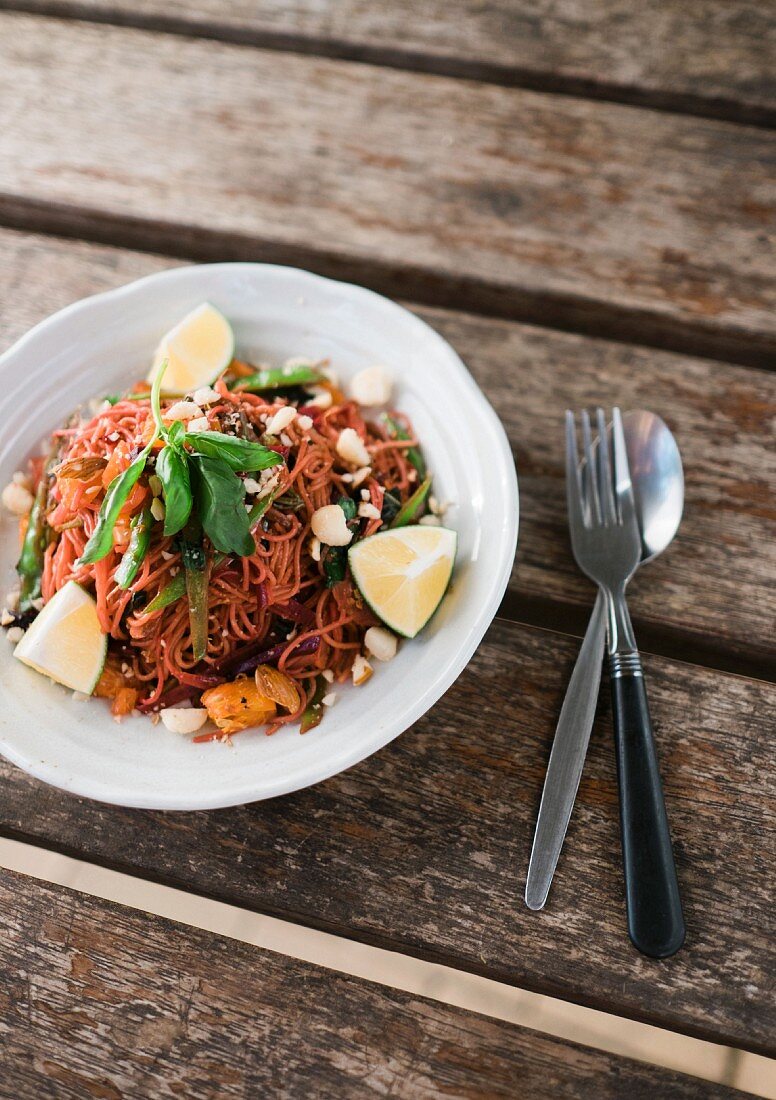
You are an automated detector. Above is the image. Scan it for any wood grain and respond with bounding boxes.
[0,869,740,1100]
[0,229,772,665]
[1,615,773,1054]
[0,15,775,369]
[2,0,774,126]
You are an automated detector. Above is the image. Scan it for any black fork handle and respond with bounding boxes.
[610,656,685,958]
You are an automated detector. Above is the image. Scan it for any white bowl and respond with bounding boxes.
[0,264,518,809]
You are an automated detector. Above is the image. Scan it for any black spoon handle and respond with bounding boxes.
[610,656,685,958]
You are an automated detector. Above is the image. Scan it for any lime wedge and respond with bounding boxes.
[146,302,234,395]
[348,526,456,638]
[14,581,107,693]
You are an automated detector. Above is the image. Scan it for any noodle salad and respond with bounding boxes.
[1,307,456,742]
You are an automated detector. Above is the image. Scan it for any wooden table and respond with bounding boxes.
[0,4,774,1096]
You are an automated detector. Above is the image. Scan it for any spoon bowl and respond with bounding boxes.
[624,410,684,564]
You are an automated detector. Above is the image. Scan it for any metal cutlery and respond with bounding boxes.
[564,407,685,957]
[525,411,683,913]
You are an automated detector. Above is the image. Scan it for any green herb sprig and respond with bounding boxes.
[79,360,283,567]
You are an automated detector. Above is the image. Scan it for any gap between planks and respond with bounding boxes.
[1,836,773,1098]
[0,0,773,130]
[0,194,774,377]
[495,599,776,685]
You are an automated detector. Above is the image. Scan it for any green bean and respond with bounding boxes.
[390,476,432,529]
[115,508,153,590]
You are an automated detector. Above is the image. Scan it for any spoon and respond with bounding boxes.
[525,410,683,911]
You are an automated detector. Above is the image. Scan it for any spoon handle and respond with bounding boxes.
[610,646,685,958]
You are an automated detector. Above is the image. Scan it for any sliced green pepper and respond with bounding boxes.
[16,455,55,612]
[390,476,432,529]
[115,508,153,589]
[300,675,328,733]
[229,365,322,393]
[180,518,209,662]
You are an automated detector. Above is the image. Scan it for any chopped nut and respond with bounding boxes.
[429,496,451,517]
[322,692,337,707]
[187,416,210,434]
[148,474,163,497]
[364,625,398,662]
[321,669,335,683]
[307,388,333,410]
[352,654,373,686]
[0,609,15,626]
[150,497,166,522]
[336,427,370,467]
[12,471,32,490]
[310,536,322,562]
[2,482,34,516]
[360,489,371,501]
[358,501,381,520]
[6,626,24,645]
[349,365,392,406]
[297,415,314,431]
[192,386,221,406]
[311,505,352,547]
[419,514,441,526]
[243,477,262,495]
[164,400,203,422]
[266,405,296,435]
[160,708,209,735]
[5,589,20,611]
[351,466,371,488]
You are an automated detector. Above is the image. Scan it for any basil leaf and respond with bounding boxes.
[78,452,148,564]
[229,365,322,393]
[166,418,185,446]
[190,454,255,556]
[156,445,193,537]
[186,430,283,473]
[338,495,357,522]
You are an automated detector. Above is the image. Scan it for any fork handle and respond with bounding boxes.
[610,655,685,958]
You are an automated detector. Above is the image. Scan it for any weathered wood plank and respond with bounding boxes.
[0,229,773,663]
[1,615,773,1054]
[0,869,738,1100]
[3,0,774,126]
[0,15,775,370]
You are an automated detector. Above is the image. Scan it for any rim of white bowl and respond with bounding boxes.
[0,263,518,808]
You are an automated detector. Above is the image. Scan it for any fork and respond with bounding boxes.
[566,407,685,958]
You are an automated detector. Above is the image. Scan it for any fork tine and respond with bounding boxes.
[612,407,636,528]
[565,411,585,530]
[596,407,617,525]
[581,411,601,525]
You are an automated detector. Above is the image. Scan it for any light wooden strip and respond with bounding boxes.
[0,614,773,1054]
[0,15,774,369]
[1,0,773,126]
[5,840,772,1097]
